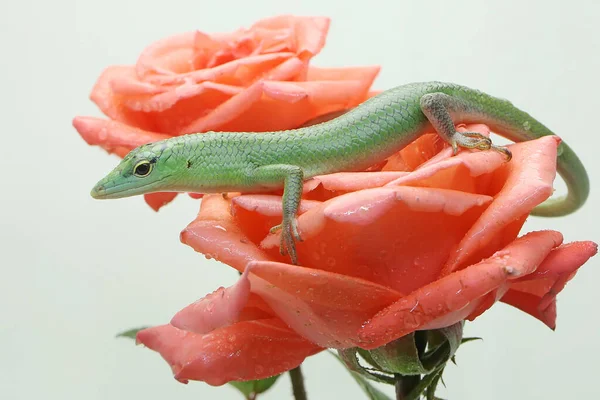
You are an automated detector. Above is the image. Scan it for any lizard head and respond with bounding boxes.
[90,142,174,199]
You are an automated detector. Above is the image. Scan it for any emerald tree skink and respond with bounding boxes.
[90,81,590,264]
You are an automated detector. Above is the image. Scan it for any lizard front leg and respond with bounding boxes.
[248,164,304,265]
[420,92,512,160]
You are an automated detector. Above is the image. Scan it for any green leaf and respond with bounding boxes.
[368,333,433,375]
[425,367,444,400]
[338,348,395,384]
[115,326,150,339]
[461,337,482,344]
[404,365,445,400]
[357,348,383,369]
[421,322,464,371]
[229,375,281,399]
[331,351,392,400]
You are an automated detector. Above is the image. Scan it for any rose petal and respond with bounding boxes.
[384,126,496,192]
[181,80,266,133]
[500,240,597,328]
[358,230,564,349]
[262,187,492,292]
[379,123,487,173]
[72,116,169,154]
[247,15,329,59]
[136,32,197,78]
[181,194,272,272]
[248,260,401,348]
[263,57,308,81]
[171,267,252,334]
[441,136,559,274]
[144,192,179,211]
[121,82,241,114]
[89,66,159,130]
[305,171,409,198]
[137,319,322,385]
[500,290,558,329]
[306,65,381,82]
[146,52,295,87]
[183,72,378,133]
[231,195,320,254]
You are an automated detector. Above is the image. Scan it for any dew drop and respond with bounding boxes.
[255,365,264,374]
[227,334,236,343]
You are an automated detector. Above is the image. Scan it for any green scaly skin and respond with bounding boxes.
[91,81,590,264]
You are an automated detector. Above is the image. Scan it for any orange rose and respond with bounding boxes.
[136,124,596,384]
[73,15,379,210]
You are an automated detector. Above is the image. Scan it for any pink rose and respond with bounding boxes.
[136,124,597,384]
[73,15,379,210]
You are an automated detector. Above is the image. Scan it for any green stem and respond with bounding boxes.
[288,365,307,400]
[394,374,421,400]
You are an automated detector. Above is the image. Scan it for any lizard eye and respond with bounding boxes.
[133,161,152,177]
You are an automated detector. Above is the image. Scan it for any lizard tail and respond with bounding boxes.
[461,89,590,217]
[529,140,589,217]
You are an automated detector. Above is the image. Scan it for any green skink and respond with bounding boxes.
[91,81,590,264]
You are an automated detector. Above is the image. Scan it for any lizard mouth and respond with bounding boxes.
[90,174,173,199]
[90,180,132,199]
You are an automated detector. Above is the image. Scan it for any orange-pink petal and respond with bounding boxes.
[252,15,330,58]
[441,136,559,274]
[137,319,322,385]
[248,260,402,348]
[501,240,597,328]
[72,116,169,154]
[144,192,179,211]
[261,186,492,292]
[358,230,564,349]
[171,268,252,334]
[180,194,273,272]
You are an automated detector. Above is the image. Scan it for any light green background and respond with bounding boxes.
[2,0,599,398]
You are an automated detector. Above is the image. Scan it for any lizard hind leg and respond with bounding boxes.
[419,92,512,160]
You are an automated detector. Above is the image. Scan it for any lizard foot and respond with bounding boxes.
[270,218,302,265]
[451,131,512,161]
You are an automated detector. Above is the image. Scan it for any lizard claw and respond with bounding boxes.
[270,218,302,265]
[451,131,512,161]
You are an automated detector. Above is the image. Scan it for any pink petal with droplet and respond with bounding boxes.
[307,171,409,194]
[144,192,179,211]
[137,319,322,386]
[259,186,492,291]
[232,194,321,217]
[358,230,564,349]
[441,136,559,274]
[501,240,597,328]
[121,82,242,113]
[72,116,169,153]
[171,267,252,334]
[259,15,330,54]
[181,195,272,272]
[248,260,402,348]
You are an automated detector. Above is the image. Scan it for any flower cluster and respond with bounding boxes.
[74,15,597,391]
